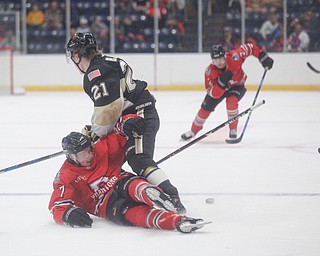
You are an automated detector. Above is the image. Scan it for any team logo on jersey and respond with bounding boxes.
[232,53,239,61]
[88,69,101,81]
[53,171,60,182]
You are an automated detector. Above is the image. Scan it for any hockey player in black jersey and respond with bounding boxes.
[66,32,186,214]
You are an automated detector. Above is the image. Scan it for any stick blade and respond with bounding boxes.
[225,136,243,144]
[307,62,320,73]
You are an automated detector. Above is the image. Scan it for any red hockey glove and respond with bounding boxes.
[218,71,233,90]
[115,114,147,138]
[259,52,274,70]
[63,207,93,228]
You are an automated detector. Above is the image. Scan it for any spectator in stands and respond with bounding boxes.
[96,26,110,53]
[76,17,91,34]
[300,10,318,32]
[203,0,216,17]
[258,12,279,50]
[169,0,185,21]
[90,16,108,36]
[43,0,63,29]
[147,0,169,27]
[228,0,241,12]
[245,0,267,14]
[271,21,283,52]
[123,15,141,43]
[246,0,282,13]
[166,13,185,47]
[132,0,150,14]
[287,22,310,52]
[219,26,240,51]
[259,13,279,41]
[116,0,131,16]
[27,3,45,28]
[114,16,125,51]
[0,29,16,49]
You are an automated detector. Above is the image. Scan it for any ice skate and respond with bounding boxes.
[229,129,237,139]
[180,131,195,141]
[176,217,212,234]
[145,186,176,212]
[171,196,187,214]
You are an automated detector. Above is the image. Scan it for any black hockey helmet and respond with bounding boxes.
[62,132,92,155]
[210,44,225,59]
[66,32,97,60]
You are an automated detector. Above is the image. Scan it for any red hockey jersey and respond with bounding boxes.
[205,43,263,99]
[48,133,129,224]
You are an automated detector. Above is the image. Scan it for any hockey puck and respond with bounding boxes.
[205,198,215,204]
[318,148,320,154]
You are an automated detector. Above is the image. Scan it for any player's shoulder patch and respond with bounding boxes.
[54,171,61,183]
[205,66,211,75]
[87,69,101,81]
[231,53,240,61]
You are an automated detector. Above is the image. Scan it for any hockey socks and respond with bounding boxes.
[124,206,211,233]
[124,205,182,230]
[191,108,211,134]
[226,95,239,130]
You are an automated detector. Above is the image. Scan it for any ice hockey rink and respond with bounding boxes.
[0,89,319,256]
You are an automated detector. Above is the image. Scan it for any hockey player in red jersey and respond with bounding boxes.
[48,115,209,233]
[181,43,274,141]
[66,32,185,213]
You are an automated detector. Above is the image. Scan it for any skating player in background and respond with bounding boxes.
[48,124,209,233]
[181,43,274,141]
[66,32,186,213]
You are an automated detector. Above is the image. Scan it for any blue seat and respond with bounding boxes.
[143,27,154,42]
[159,27,178,44]
[139,42,153,53]
[159,42,176,52]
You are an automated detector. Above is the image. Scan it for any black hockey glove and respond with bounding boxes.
[258,52,274,70]
[63,207,93,228]
[82,125,100,143]
[218,71,233,90]
[123,116,147,138]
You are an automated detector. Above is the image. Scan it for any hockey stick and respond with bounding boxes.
[0,100,265,174]
[0,151,64,174]
[156,100,265,165]
[225,69,268,144]
[307,62,320,73]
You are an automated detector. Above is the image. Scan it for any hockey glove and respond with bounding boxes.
[218,71,233,90]
[63,207,93,228]
[115,114,147,138]
[81,125,100,143]
[259,52,274,70]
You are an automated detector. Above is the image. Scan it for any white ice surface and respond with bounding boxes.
[0,91,320,256]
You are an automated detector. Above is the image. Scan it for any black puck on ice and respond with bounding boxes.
[318,148,320,154]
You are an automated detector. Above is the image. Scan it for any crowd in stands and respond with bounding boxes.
[224,0,320,52]
[0,0,319,53]
[24,0,186,53]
